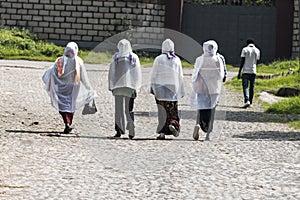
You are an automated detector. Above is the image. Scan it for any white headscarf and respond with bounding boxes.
[117,39,132,57]
[162,39,175,53]
[203,40,218,57]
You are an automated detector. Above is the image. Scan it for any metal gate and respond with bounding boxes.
[182,4,276,64]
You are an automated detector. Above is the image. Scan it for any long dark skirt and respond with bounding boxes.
[156,99,180,135]
[197,106,216,133]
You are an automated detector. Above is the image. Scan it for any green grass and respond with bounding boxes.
[266,96,300,115]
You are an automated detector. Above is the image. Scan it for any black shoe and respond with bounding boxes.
[205,132,211,141]
[113,132,122,138]
[157,133,165,140]
[129,135,134,140]
[63,123,72,134]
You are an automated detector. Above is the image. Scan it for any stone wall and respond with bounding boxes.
[0,0,166,48]
[292,0,300,58]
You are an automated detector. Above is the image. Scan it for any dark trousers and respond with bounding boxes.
[59,112,74,125]
[197,107,216,133]
[115,96,134,134]
[242,73,256,104]
[156,99,180,135]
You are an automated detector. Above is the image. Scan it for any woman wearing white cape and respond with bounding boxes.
[191,40,225,141]
[108,39,142,139]
[42,42,97,134]
[149,39,185,140]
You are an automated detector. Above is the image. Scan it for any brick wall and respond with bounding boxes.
[292,0,300,58]
[0,0,166,48]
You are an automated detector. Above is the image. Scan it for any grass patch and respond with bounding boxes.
[289,120,300,129]
[266,96,300,115]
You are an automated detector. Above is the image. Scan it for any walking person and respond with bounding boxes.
[108,39,142,139]
[42,42,97,133]
[191,40,225,141]
[149,39,185,140]
[238,38,260,108]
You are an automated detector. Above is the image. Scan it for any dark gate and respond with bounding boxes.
[182,4,276,64]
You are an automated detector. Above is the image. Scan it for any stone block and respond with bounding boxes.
[88,18,99,24]
[28,21,38,26]
[82,0,92,6]
[77,18,87,23]
[77,29,87,35]
[88,30,98,36]
[49,33,60,39]
[33,15,43,21]
[99,7,109,12]
[66,17,76,23]
[66,29,76,34]
[71,35,81,40]
[104,13,114,19]
[61,34,71,40]
[6,8,17,14]
[23,3,33,9]
[83,12,93,18]
[6,20,17,25]
[82,36,92,41]
[66,5,76,11]
[43,27,54,33]
[115,1,126,7]
[51,0,62,4]
[72,23,82,29]
[54,17,65,22]
[93,13,103,18]
[22,15,32,20]
[93,24,104,30]
[49,22,60,28]
[83,24,93,30]
[55,5,65,11]
[88,6,98,12]
[60,23,71,28]
[39,10,49,16]
[50,10,61,16]
[39,21,49,27]
[77,6,87,12]
[104,1,114,7]
[93,1,103,6]
[110,7,121,13]
[34,4,44,9]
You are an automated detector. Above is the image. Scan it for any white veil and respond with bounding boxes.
[191,40,224,109]
[42,42,97,112]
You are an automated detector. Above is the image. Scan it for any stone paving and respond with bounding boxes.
[0,62,299,199]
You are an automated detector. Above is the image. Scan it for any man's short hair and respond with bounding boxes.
[247,38,255,45]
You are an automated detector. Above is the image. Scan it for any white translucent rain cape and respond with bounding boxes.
[191,40,224,109]
[42,42,97,113]
[108,39,142,91]
[148,39,185,101]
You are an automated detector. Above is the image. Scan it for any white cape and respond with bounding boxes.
[42,56,97,113]
[108,53,142,91]
[149,54,185,101]
[191,55,224,109]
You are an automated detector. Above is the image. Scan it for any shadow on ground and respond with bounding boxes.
[233,131,300,141]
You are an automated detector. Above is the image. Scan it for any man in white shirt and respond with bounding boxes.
[238,38,260,108]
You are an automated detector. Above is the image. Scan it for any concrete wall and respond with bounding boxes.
[292,0,300,58]
[0,0,166,48]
